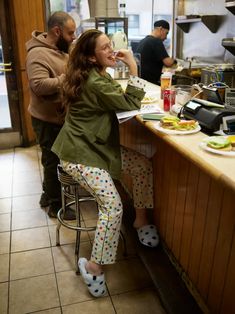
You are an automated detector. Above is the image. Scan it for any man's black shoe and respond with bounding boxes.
[47,203,76,220]
[61,208,76,220]
[39,192,50,207]
[47,207,58,218]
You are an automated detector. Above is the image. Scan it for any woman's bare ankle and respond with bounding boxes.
[85,261,103,276]
[133,208,148,229]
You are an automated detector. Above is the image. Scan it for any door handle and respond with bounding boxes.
[0,68,12,72]
[0,62,12,66]
[0,62,12,72]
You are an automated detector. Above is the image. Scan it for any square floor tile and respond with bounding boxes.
[12,209,47,230]
[0,198,11,214]
[0,254,9,282]
[0,151,14,177]
[111,288,166,314]
[62,297,116,314]
[13,160,39,172]
[0,160,13,171]
[9,274,60,313]
[52,244,75,273]
[12,160,40,171]
[86,218,97,241]
[0,232,10,254]
[12,194,41,212]
[106,257,153,295]
[12,180,42,197]
[46,216,59,226]
[81,202,98,221]
[49,224,90,246]
[0,149,14,160]
[12,169,41,184]
[52,241,92,273]
[0,213,11,232]
[0,182,12,198]
[10,248,54,280]
[0,156,13,169]
[117,226,138,260]
[0,282,8,314]
[56,270,95,305]
[11,226,50,252]
[0,171,13,183]
[115,239,137,262]
[14,146,38,156]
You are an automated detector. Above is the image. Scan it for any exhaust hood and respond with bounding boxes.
[222,38,235,56]
[225,1,235,14]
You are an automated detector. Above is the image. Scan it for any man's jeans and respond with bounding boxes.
[31,117,62,206]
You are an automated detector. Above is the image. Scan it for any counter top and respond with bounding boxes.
[118,79,235,189]
[138,117,235,190]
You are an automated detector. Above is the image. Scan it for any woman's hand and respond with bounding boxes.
[115,49,138,76]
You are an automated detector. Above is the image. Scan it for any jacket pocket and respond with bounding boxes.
[95,114,111,144]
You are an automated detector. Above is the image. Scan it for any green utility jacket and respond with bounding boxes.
[52,69,145,179]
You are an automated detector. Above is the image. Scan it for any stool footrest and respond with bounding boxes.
[57,208,96,232]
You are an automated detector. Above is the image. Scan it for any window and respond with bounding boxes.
[120,0,174,55]
[49,0,90,35]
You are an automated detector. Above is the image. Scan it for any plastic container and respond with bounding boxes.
[174,85,192,105]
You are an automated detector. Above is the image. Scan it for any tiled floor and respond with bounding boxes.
[0,145,166,314]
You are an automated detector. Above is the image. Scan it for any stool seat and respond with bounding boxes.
[56,164,127,273]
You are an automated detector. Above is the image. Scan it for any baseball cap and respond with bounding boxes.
[154,20,170,30]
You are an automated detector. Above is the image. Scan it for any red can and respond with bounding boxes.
[163,88,176,111]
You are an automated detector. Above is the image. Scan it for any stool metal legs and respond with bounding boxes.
[56,165,127,273]
[56,183,97,273]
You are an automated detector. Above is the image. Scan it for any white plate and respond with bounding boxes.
[154,121,201,135]
[199,140,235,156]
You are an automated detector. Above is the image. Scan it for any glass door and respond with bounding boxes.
[0,35,11,128]
[0,0,22,148]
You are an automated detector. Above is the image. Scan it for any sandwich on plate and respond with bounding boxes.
[160,116,198,131]
[206,136,232,151]
[227,135,235,149]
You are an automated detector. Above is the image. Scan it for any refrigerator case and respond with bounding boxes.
[201,67,235,88]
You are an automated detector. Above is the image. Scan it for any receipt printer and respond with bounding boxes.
[181,99,235,134]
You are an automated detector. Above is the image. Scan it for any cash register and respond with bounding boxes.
[181,86,235,134]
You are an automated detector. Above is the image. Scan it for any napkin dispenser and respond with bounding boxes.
[181,99,235,134]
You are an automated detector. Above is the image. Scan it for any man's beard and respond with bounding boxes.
[56,35,69,53]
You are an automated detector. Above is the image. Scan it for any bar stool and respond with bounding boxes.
[56,164,127,273]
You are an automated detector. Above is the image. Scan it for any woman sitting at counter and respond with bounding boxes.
[52,29,159,297]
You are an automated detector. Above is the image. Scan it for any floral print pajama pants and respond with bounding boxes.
[61,146,153,265]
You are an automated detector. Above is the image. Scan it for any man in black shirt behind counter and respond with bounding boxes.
[136,20,177,85]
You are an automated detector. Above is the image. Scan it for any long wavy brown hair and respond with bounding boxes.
[63,29,104,108]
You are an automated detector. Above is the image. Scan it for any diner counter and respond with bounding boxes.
[119,78,235,189]
[118,79,235,314]
[141,118,235,191]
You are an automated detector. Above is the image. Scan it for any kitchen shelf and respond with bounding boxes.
[222,38,235,55]
[175,15,221,33]
[225,1,235,14]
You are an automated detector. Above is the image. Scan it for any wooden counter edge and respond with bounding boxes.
[135,115,235,192]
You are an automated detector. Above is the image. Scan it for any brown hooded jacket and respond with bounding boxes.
[25,31,69,125]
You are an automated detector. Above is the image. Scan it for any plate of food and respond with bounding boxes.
[154,116,201,135]
[199,135,235,156]
[141,95,158,104]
